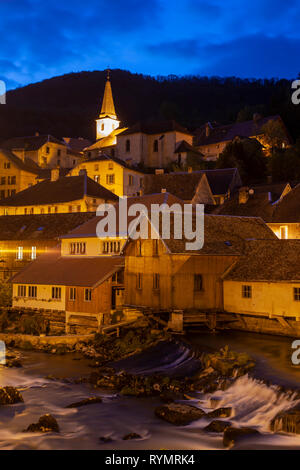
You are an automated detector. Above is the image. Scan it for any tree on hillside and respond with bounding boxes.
[217,137,267,183]
[261,120,288,153]
[270,143,300,182]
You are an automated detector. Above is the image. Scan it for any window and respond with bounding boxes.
[153,140,158,152]
[28,286,37,298]
[4,162,10,169]
[294,288,300,302]
[31,246,37,260]
[101,123,104,131]
[153,273,160,290]
[128,175,134,186]
[137,273,143,290]
[48,206,51,213]
[94,164,99,171]
[69,288,76,301]
[40,208,45,214]
[68,205,73,213]
[194,274,203,292]
[8,176,16,185]
[54,206,58,213]
[57,160,61,166]
[52,287,61,300]
[126,139,131,153]
[108,162,114,170]
[280,226,288,240]
[94,175,100,183]
[46,146,50,154]
[85,288,92,302]
[17,246,23,260]
[18,285,26,297]
[1,177,5,185]
[242,285,252,299]
[153,239,159,256]
[57,149,61,157]
[70,242,86,255]
[10,189,16,196]
[30,208,34,214]
[106,174,115,185]
[0,190,5,199]
[102,241,121,254]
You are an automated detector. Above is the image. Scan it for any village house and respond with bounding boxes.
[195,115,291,160]
[0,169,118,215]
[222,239,300,336]
[68,154,144,198]
[123,214,277,318]
[214,182,300,239]
[0,148,40,199]
[143,168,242,205]
[0,212,95,280]
[1,134,81,169]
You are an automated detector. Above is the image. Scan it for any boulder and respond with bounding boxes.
[155,403,206,426]
[24,414,60,433]
[123,433,142,440]
[0,386,24,405]
[204,420,231,433]
[99,436,113,444]
[223,426,260,448]
[65,396,103,408]
[207,407,232,418]
[270,405,300,434]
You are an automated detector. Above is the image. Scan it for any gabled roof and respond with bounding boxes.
[1,134,65,151]
[121,120,194,137]
[0,175,118,206]
[223,239,300,281]
[0,212,96,240]
[213,192,274,222]
[196,115,290,146]
[84,128,127,151]
[143,168,241,198]
[61,193,185,239]
[0,149,40,175]
[272,184,300,223]
[11,253,124,287]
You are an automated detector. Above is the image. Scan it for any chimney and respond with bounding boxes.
[161,188,167,194]
[188,167,193,173]
[79,169,88,195]
[205,122,211,138]
[155,169,164,175]
[239,187,250,204]
[51,168,60,182]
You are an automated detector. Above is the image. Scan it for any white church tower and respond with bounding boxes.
[96,70,120,140]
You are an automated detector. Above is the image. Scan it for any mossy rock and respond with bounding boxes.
[24,414,59,433]
[0,386,24,405]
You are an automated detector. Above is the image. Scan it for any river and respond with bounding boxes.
[0,330,300,450]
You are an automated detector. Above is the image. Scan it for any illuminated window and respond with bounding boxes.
[31,246,37,260]
[280,226,288,239]
[94,175,100,183]
[108,162,114,170]
[18,285,26,297]
[242,285,252,299]
[1,177,5,185]
[294,288,300,302]
[4,162,10,169]
[106,174,115,185]
[16,247,23,260]
[101,123,104,131]
[128,175,134,186]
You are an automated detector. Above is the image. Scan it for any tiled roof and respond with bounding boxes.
[84,128,127,151]
[143,168,241,198]
[213,193,275,222]
[0,149,40,175]
[63,137,92,152]
[11,253,124,287]
[0,175,118,206]
[76,153,144,173]
[196,115,289,146]
[272,184,300,223]
[0,212,96,240]
[174,140,204,155]
[1,135,65,151]
[121,120,194,136]
[223,239,300,281]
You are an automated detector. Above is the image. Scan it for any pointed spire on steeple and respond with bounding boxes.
[99,68,117,120]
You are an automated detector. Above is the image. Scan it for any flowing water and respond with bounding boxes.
[0,331,300,450]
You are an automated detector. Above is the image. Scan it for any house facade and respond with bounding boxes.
[0,149,40,199]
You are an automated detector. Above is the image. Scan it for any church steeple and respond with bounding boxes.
[96,69,120,140]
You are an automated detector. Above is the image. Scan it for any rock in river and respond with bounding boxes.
[65,396,103,408]
[0,387,24,405]
[223,426,260,448]
[24,414,60,433]
[204,420,231,433]
[155,403,206,425]
[207,407,232,418]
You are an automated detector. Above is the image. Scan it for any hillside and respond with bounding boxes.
[0,69,298,142]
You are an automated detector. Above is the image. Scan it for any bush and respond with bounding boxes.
[19,315,46,336]
[0,281,12,308]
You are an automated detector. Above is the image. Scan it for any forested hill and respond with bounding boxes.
[0,69,299,142]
